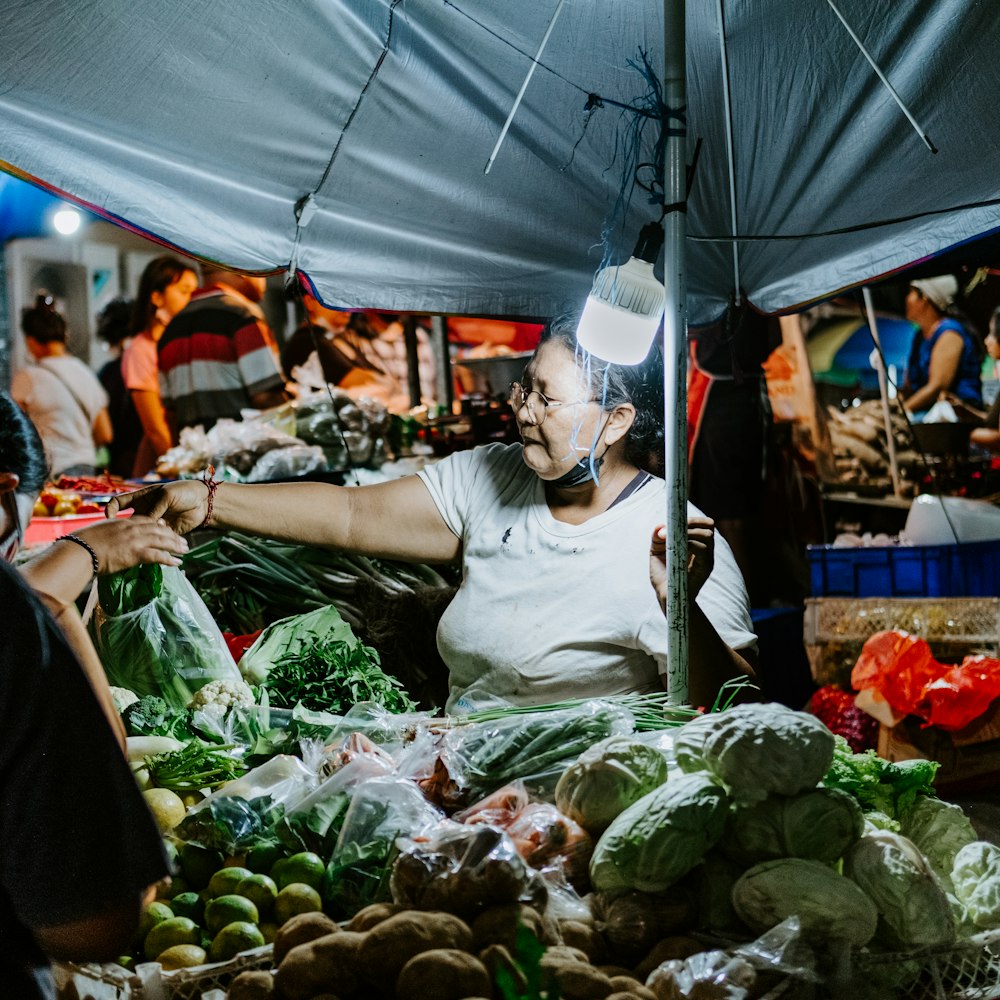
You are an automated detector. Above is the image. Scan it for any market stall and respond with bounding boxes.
[22,541,992,1000]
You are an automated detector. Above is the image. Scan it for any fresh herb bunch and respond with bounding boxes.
[145,741,246,791]
[263,637,415,715]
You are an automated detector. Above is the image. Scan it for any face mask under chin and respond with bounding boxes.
[550,454,605,488]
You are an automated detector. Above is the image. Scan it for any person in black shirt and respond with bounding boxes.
[0,401,170,999]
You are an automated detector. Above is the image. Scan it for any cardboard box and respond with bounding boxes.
[877,699,1000,794]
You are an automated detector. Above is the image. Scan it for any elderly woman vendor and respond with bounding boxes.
[111,320,757,709]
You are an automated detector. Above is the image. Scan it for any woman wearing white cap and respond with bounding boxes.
[902,275,982,416]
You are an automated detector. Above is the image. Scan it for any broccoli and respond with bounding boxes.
[123,695,194,741]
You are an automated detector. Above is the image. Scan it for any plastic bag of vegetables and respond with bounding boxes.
[90,563,243,711]
[174,753,318,853]
[391,822,543,919]
[322,773,444,919]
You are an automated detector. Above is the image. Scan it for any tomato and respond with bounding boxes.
[75,503,102,514]
[39,492,59,510]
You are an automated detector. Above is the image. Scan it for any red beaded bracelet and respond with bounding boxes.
[199,465,220,528]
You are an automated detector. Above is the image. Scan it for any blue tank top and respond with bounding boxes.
[906,318,982,407]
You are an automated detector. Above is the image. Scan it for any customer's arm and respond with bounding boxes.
[108,474,462,564]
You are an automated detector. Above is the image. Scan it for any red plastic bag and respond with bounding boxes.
[851,631,941,718]
[852,631,1000,731]
[923,656,1000,731]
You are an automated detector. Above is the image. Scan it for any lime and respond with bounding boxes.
[205,894,259,936]
[166,877,191,899]
[178,843,225,890]
[117,955,136,971]
[273,883,323,926]
[170,891,205,924]
[207,866,252,899]
[247,842,284,875]
[209,921,265,963]
[144,916,199,961]
[276,852,325,891]
[259,921,278,944]
[236,873,278,918]
[156,943,207,970]
[135,901,174,946]
[268,857,288,886]
[143,789,187,832]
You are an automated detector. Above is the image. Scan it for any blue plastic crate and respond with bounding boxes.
[807,539,1000,598]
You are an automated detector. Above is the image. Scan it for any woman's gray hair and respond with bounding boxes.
[541,314,665,475]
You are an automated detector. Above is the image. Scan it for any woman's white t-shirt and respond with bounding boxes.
[11,356,108,475]
[418,443,756,709]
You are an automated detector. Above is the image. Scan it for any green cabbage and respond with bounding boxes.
[732,858,878,946]
[723,787,863,866]
[844,831,956,948]
[674,704,835,802]
[951,841,1000,930]
[899,796,977,887]
[589,773,729,893]
[554,734,668,834]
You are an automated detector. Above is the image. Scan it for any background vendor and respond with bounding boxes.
[902,275,982,416]
[113,317,755,710]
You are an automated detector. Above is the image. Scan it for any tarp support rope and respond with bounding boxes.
[715,0,741,305]
[826,0,937,154]
[485,0,568,174]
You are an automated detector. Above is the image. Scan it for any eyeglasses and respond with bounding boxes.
[508,381,581,425]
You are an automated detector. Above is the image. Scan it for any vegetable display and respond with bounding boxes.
[239,605,415,715]
[183,531,450,635]
[91,563,243,710]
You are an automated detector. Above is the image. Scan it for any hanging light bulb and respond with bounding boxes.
[576,222,666,365]
[52,205,81,235]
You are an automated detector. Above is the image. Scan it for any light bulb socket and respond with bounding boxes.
[631,222,664,264]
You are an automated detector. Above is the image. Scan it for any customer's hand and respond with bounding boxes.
[106,481,211,536]
[75,516,189,575]
[650,516,716,610]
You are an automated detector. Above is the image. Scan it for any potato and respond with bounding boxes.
[540,945,590,967]
[545,962,613,1000]
[273,911,340,965]
[599,966,634,978]
[347,902,403,932]
[359,911,474,992]
[226,970,275,1000]
[274,931,365,1000]
[559,920,608,964]
[395,949,491,1000]
[608,976,656,1000]
[470,903,545,953]
[633,936,704,983]
[607,993,647,1000]
[479,943,527,995]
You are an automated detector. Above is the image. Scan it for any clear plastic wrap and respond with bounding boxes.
[274,751,393,855]
[505,803,593,890]
[321,774,444,919]
[173,754,318,853]
[645,918,818,1000]
[246,444,327,482]
[421,701,635,810]
[91,564,243,710]
[453,782,530,828]
[390,822,545,919]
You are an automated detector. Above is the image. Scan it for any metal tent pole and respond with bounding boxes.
[663,0,689,705]
[862,287,902,497]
